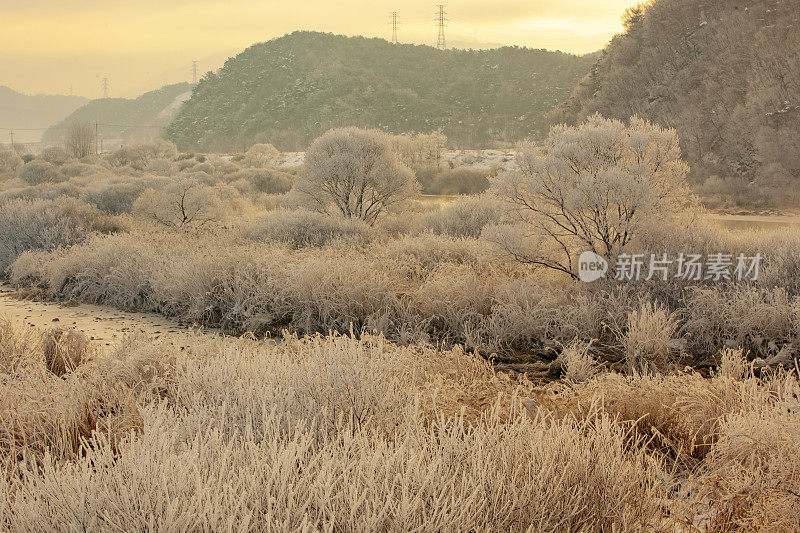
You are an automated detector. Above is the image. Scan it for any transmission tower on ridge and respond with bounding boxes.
[192,61,198,84]
[390,12,399,44]
[102,77,109,98]
[435,5,447,50]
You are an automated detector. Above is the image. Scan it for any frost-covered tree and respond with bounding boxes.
[491,115,691,278]
[391,130,447,173]
[64,121,95,159]
[294,128,419,225]
[133,178,223,229]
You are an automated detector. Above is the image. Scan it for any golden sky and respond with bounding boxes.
[0,0,641,98]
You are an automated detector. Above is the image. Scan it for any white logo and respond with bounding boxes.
[578,251,608,283]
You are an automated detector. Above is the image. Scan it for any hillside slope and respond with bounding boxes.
[549,0,800,207]
[43,83,193,144]
[0,87,88,143]
[166,32,594,151]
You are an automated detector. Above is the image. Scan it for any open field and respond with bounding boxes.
[1,119,799,531]
[709,214,800,231]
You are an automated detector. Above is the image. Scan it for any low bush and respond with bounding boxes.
[18,160,64,185]
[0,198,120,273]
[37,146,72,166]
[0,147,23,177]
[0,181,79,203]
[81,177,151,214]
[241,209,375,248]
[418,168,491,195]
[227,167,293,194]
[418,195,503,238]
[245,142,279,167]
[132,178,226,229]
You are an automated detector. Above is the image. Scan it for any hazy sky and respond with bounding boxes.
[1,0,640,98]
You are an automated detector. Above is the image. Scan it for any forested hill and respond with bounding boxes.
[43,83,193,144]
[165,31,594,152]
[549,0,800,207]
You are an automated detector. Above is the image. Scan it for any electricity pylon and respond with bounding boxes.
[390,12,399,44]
[436,5,447,50]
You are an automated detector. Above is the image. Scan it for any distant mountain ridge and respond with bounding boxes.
[43,83,193,144]
[0,87,88,143]
[166,31,595,151]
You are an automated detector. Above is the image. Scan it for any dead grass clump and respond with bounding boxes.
[717,348,749,381]
[0,375,97,472]
[623,301,678,374]
[42,328,93,376]
[0,318,40,374]
[0,324,175,476]
[539,371,734,462]
[558,340,602,383]
[686,286,800,355]
[240,208,375,248]
[693,372,800,531]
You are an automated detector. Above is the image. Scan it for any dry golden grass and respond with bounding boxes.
[623,300,679,374]
[0,321,675,531]
[1,317,799,530]
[42,328,93,376]
[0,319,163,475]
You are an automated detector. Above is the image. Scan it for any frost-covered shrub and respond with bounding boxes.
[81,177,155,214]
[241,209,375,248]
[491,115,691,278]
[418,195,503,238]
[0,198,115,272]
[188,162,213,175]
[210,159,240,176]
[18,161,64,185]
[245,143,280,167]
[38,146,72,166]
[106,146,149,170]
[0,148,23,176]
[420,168,491,195]
[294,128,419,224]
[145,139,179,160]
[145,158,176,175]
[227,168,293,194]
[133,178,225,229]
[60,163,103,178]
[0,181,79,203]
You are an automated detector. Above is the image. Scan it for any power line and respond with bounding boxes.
[436,5,448,50]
